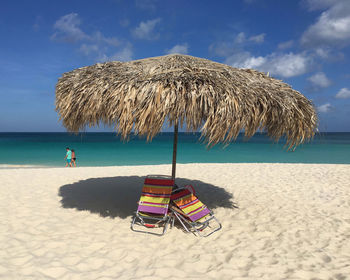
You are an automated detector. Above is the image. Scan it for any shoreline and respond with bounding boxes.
[2,163,350,279]
[1,161,350,170]
[0,164,51,169]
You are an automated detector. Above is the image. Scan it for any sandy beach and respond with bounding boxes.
[1,163,350,279]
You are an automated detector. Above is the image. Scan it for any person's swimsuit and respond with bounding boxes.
[66,150,72,163]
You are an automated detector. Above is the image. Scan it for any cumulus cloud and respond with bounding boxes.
[52,14,120,47]
[249,34,265,43]
[312,46,345,62]
[301,0,350,48]
[278,40,294,50]
[85,42,133,63]
[33,16,43,32]
[226,52,312,78]
[307,72,332,89]
[165,43,189,55]
[225,51,266,69]
[314,47,330,59]
[93,43,133,63]
[263,53,312,78]
[79,44,99,56]
[234,32,265,44]
[91,31,120,47]
[335,88,350,99]
[52,13,131,62]
[303,0,338,11]
[135,0,158,12]
[317,103,333,113]
[51,13,87,43]
[210,32,265,58]
[132,18,161,40]
[111,44,133,62]
[211,31,312,78]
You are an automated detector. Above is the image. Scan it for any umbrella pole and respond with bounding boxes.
[171,122,178,181]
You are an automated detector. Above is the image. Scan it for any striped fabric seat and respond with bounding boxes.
[138,177,174,215]
[171,188,210,222]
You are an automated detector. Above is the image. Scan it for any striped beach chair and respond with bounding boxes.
[131,175,174,236]
[170,186,222,237]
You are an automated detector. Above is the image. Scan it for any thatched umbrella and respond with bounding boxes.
[56,54,317,179]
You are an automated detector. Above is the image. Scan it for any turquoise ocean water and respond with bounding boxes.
[0,132,349,167]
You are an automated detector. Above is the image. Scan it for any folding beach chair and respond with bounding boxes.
[170,186,222,237]
[131,175,174,236]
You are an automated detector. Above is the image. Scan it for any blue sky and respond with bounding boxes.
[1,0,349,132]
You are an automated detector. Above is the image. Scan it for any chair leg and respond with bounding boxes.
[130,215,140,232]
[200,216,222,237]
[172,213,222,237]
[162,218,171,235]
[172,212,192,234]
[171,215,175,228]
[131,214,171,236]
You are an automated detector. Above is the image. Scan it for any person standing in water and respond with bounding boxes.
[64,147,72,167]
[71,149,77,167]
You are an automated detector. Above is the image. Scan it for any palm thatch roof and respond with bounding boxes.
[55,54,317,149]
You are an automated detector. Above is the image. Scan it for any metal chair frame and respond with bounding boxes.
[131,175,174,236]
[170,187,222,237]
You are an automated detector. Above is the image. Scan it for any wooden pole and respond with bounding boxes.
[171,122,178,181]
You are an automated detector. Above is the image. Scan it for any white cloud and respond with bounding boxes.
[91,31,120,47]
[303,0,338,11]
[95,44,133,63]
[225,51,266,69]
[81,42,133,63]
[52,13,130,62]
[111,44,133,62]
[212,32,311,78]
[234,32,265,44]
[51,13,87,43]
[135,0,158,12]
[278,40,294,50]
[165,43,189,55]
[249,34,265,43]
[335,87,350,99]
[210,32,265,58]
[209,42,232,57]
[307,72,331,88]
[317,103,333,113]
[52,14,120,46]
[132,18,161,40]
[33,15,43,32]
[79,44,99,56]
[301,0,350,48]
[262,53,312,78]
[227,52,312,78]
[312,46,345,62]
[314,47,330,59]
[235,32,246,44]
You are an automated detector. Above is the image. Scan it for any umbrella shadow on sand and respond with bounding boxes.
[59,176,237,219]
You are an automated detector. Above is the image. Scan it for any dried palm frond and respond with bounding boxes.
[56,54,317,149]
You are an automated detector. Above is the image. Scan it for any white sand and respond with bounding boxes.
[1,163,350,280]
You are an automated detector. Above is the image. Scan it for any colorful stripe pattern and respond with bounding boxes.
[171,189,210,222]
[138,177,174,215]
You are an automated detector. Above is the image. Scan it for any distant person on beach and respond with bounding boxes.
[71,149,77,167]
[64,147,72,167]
